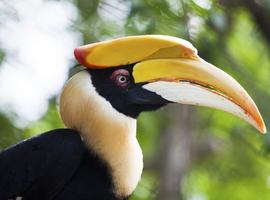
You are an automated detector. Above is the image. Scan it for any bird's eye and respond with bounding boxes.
[110,69,130,88]
[117,75,128,83]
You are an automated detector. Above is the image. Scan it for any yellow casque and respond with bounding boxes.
[74,35,199,68]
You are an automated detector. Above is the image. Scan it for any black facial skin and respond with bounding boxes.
[86,64,169,118]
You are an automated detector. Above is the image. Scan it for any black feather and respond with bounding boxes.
[0,129,125,200]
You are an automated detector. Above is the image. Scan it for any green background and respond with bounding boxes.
[1,0,270,199]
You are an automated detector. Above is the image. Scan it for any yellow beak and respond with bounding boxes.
[74,35,266,134]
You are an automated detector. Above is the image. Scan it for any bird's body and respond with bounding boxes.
[0,35,266,199]
[0,129,127,200]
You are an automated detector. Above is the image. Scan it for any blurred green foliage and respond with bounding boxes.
[1,0,270,199]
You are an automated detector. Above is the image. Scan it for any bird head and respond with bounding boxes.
[62,35,266,134]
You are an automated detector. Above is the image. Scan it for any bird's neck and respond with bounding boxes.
[80,111,143,197]
[60,71,143,197]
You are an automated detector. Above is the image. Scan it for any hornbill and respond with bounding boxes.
[0,35,266,200]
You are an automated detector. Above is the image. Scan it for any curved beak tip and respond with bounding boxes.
[251,110,266,134]
[260,124,267,134]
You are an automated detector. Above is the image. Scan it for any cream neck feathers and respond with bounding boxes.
[59,71,143,197]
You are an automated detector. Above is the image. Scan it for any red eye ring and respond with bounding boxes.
[110,69,130,88]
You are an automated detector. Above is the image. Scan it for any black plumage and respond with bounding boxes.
[0,129,125,200]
